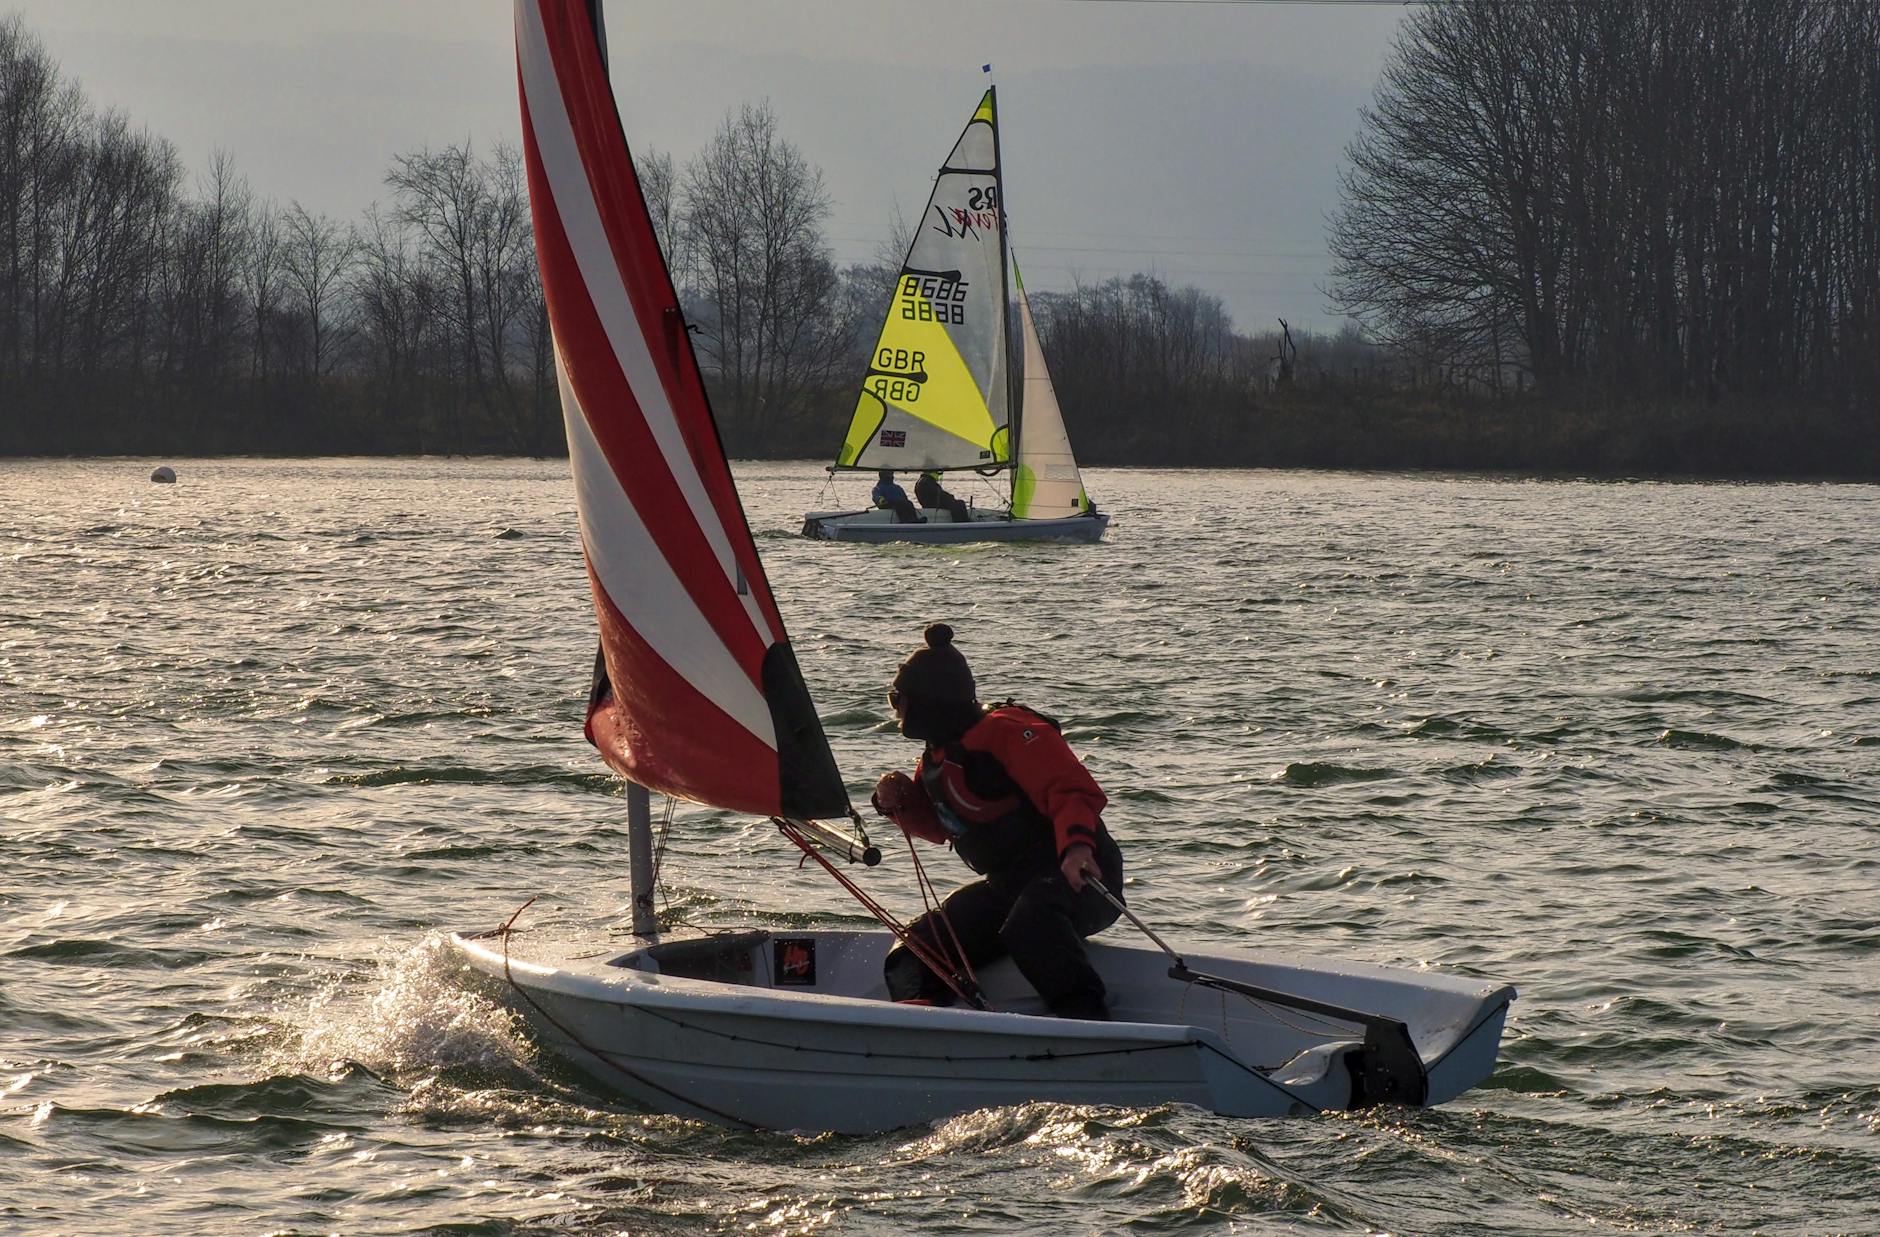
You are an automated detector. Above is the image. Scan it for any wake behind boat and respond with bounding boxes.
[800,90,1107,544]
[463,0,1512,1135]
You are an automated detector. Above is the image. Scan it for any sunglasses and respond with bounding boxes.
[887,688,905,711]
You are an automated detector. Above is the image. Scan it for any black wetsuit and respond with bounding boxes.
[880,705,1123,1018]
[914,474,970,523]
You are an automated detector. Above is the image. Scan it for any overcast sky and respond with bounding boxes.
[9,0,1411,333]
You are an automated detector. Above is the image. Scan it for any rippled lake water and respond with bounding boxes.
[3,457,1877,1234]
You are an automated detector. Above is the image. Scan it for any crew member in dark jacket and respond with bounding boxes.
[914,470,970,523]
[871,624,1123,1019]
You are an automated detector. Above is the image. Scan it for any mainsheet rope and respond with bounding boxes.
[1089,875,1356,1039]
[903,824,984,999]
[775,819,989,1011]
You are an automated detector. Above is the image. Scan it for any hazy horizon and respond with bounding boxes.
[6,0,1408,334]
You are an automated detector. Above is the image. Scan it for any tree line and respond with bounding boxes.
[0,9,1300,466]
[0,12,903,459]
[5,6,1876,476]
[1328,0,1879,473]
[0,14,556,456]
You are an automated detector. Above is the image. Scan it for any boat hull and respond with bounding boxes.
[448,928,1511,1133]
[800,508,1109,544]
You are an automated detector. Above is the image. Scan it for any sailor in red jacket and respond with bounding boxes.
[872,624,1124,1019]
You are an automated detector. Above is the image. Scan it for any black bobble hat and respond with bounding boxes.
[893,623,976,703]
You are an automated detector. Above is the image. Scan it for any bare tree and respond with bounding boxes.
[471,143,535,449]
[1329,0,1880,408]
[58,112,178,382]
[281,201,356,380]
[1025,273,1243,459]
[387,142,485,450]
[876,196,915,269]
[244,199,282,384]
[157,149,249,406]
[680,101,845,431]
[635,147,677,266]
[352,203,433,446]
[386,140,548,450]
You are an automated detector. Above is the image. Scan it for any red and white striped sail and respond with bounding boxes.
[515,0,848,821]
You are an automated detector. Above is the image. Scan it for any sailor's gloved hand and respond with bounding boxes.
[871,771,917,819]
[1060,843,1101,893]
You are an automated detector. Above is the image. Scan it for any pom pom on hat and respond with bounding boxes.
[894,623,976,703]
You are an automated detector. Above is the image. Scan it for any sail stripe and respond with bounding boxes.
[524,134,772,683]
[519,1,779,653]
[514,0,850,819]
[582,566,784,813]
[560,349,777,745]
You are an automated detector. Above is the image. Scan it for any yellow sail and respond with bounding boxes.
[834,90,1010,472]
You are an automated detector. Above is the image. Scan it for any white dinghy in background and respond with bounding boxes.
[800,90,1108,544]
[453,0,1513,1136]
[798,505,1105,545]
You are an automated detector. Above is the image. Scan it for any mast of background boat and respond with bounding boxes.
[987,75,1020,507]
[582,0,658,939]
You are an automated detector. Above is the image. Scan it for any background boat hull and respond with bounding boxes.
[801,508,1109,543]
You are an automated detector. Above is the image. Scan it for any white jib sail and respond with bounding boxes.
[1010,278,1091,520]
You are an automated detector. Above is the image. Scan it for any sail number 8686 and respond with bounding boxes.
[900,275,968,325]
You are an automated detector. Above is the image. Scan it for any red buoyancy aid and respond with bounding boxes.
[895,705,1108,875]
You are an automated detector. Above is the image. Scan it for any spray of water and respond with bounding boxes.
[277,933,533,1081]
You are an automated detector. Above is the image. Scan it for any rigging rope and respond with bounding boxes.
[909,823,985,1000]
[650,793,677,922]
[904,828,983,1001]
[776,819,988,1010]
[812,468,838,510]
[972,470,1006,507]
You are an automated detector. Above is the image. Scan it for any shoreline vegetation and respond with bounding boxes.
[15,380,1878,486]
[2,4,1875,480]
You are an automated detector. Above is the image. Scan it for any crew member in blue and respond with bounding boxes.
[871,624,1124,1019]
[871,469,922,523]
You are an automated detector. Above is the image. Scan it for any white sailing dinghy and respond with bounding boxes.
[799,91,1109,544]
[452,0,1513,1136]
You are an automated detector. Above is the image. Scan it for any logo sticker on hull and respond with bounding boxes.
[775,938,817,985]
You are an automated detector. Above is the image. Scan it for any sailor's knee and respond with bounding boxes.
[882,945,926,996]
